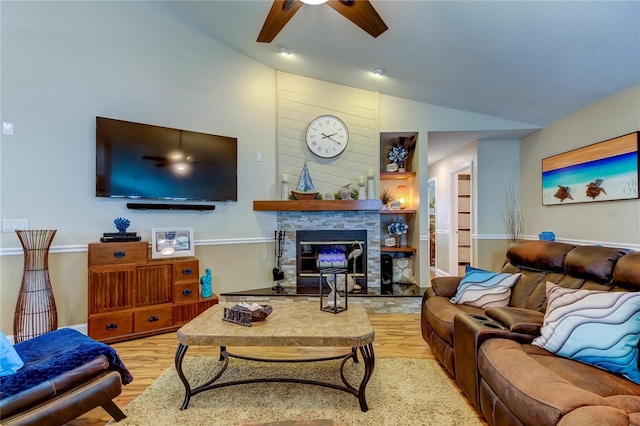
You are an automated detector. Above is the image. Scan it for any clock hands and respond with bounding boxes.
[321,132,342,146]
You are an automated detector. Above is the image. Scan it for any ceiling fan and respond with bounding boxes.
[257,0,388,43]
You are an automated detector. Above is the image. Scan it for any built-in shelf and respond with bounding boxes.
[380,246,417,253]
[380,171,416,180]
[253,200,382,212]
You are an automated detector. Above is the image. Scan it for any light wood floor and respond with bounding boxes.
[70,313,483,425]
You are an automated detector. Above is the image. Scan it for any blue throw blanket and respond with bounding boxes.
[0,328,133,399]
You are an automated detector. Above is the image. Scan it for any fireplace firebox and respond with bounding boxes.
[296,230,367,294]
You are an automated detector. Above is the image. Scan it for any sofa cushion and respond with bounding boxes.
[507,240,575,272]
[450,266,521,309]
[532,282,640,384]
[478,339,609,426]
[564,245,630,284]
[613,252,640,290]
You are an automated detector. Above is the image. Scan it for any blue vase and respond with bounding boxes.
[539,231,555,241]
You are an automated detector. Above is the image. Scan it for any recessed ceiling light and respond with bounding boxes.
[372,68,385,76]
[300,0,328,4]
[277,45,291,55]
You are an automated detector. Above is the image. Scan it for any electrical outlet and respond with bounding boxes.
[2,219,28,232]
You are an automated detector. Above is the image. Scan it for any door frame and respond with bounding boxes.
[450,161,473,275]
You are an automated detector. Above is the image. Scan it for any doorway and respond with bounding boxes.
[451,162,473,276]
[427,178,436,273]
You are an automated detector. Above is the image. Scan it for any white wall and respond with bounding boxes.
[0,1,277,331]
[476,139,521,236]
[0,1,570,332]
[276,72,379,197]
[0,1,277,249]
[520,86,640,248]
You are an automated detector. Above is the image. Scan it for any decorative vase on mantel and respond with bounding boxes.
[13,229,58,343]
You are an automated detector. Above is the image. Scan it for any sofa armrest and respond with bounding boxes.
[454,313,536,408]
[484,307,545,336]
[430,276,462,298]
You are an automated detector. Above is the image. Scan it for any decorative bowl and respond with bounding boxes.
[291,191,319,200]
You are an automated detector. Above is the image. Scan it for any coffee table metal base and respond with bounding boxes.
[175,343,375,412]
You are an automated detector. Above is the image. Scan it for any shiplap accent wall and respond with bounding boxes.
[277,72,380,197]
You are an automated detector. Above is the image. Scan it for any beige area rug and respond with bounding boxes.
[110,357,482,426]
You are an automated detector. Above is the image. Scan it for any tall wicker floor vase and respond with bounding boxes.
[13,229,58,343]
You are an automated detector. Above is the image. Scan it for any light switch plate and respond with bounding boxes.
[2,219,28,232]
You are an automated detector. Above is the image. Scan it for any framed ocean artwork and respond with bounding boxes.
[542,132,639,206]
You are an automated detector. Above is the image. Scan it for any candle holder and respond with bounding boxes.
[358,182,366,200]
[367,175,375,200]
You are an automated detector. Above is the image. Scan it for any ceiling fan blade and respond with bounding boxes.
[257,0,304,43]
[327,0,388,38]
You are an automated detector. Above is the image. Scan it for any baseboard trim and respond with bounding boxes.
[6,323,88,344]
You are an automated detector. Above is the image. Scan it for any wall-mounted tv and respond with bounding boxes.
[96,117,237,202]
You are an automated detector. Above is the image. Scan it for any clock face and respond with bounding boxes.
[305,115,349,158]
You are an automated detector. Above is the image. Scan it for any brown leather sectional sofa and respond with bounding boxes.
[421,240,640,426]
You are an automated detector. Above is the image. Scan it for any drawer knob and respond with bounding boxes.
[148,315,159,322]
[182,289,192,296]
[113,251,126,259]
[105,322,118,331]
[182,268,192,275]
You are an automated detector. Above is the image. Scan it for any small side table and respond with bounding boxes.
[319,268,348,313]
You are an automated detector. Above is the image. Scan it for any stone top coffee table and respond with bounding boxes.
[175,301,375,411]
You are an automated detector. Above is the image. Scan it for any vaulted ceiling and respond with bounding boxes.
[151,1,640,162]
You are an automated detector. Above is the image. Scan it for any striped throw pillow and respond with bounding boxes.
[533,282,640,384]
[450,266,520,309]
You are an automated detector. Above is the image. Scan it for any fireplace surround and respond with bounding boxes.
[276,210,381,294]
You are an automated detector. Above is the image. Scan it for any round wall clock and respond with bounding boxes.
[305,115,349,158]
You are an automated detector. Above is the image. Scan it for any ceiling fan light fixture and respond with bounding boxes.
[277,45,291,55]
[372,68,385,77]
[300,0,328,5]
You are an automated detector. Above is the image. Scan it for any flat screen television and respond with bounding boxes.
[96,117,237,202]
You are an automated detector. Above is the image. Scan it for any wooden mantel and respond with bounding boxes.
[253,199,382,212]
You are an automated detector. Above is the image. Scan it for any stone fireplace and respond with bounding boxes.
[276,210,381,293]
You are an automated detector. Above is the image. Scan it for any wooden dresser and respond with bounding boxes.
[87,241,217,343]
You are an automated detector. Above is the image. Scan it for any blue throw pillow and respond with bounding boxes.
[533,282,640,384]
[0,332,24,376]
[450,265,521,309]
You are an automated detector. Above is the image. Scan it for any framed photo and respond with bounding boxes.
[151,227,195,259]
[542,132,639,205]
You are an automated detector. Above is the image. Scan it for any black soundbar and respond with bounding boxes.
[126,203,215,211]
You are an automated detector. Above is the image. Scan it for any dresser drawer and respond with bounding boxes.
[174,282,200,304]
[134,305,173,333]
[89,311,133,341]
[173,259,199,284]
[89,242,148,266]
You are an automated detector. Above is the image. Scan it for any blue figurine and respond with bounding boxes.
[113,217,131,234]
[200,268,213,298]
